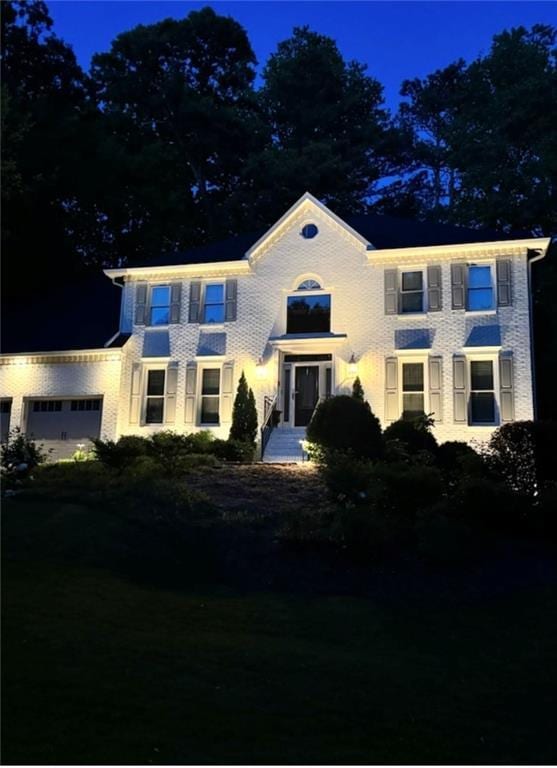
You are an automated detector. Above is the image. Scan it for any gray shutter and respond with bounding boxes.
[384,269,398,315]
[428,356,443,422]
[451,264,466,309]
[184,362,197,425]
[169,282,182,324]
[385,357,399,421]
[165,362,179,424]
[188,281,201,323]
[497,259,512,307]
[221,362,235,422]
[129,363,142,425]
[499,354,514,422]
[427,266,442,311]
[453,355,468,423]
[225,279,237,322]
[135,282,148,325]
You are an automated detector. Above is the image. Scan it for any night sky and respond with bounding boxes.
[47,1,557,110]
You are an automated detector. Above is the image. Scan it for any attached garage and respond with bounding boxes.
[25,397,103,457]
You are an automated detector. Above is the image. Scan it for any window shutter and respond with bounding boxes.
[188,281,201,323]
[428,356,443,422]
[499,354,514,422]
[169,282,182,324]
[225,279,237,322]
[427,266,442,311]
[129,363,142,425]
[165,362,179,424]
[384,269,398,315]
[184,362,197,425]
[453,355,468,423]
[384,357,399,421]
[135,283,148,325]
[451,264,466,309]
[221,362,235,422]
[496,259,512,307]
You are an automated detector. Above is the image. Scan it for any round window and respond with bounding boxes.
[301,223,318,239]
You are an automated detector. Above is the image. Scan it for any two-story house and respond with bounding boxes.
[0,193,550,461]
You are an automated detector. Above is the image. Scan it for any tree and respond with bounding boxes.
[351,376,365,402]
[256,26,401,220]
[229,372,258,445]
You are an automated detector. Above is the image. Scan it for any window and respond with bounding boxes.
[150,285,171,325]
[468,265,493,311]
[400,271,424,313]
[145,370,165,424]
[301,223,318,239]
[203,284,225,324]
[1,400,12,414]
[297,279,321,290]
[287,294,331,334]
[201,369,220,424]
[402,363,425,418]
[470,361,495,423]
[33,400,62,412]
[71,399,101,411]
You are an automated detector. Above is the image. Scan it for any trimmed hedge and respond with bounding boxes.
[306,395,383,460]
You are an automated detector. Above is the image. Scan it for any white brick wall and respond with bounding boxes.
[0,197,543,452]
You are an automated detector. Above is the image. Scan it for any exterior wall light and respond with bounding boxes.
[256,357,267,379]
[348,353,358,377]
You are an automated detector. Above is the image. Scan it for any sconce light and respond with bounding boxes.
[256,356,267,379]
[348,353,358,377]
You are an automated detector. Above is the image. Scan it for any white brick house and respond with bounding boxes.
[0,193,550,460]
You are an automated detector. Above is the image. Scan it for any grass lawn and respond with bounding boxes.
[2,469,557,764]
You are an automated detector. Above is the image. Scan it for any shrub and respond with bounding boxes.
[488,421,557,497]
[212,438,255,462]
[229,371,258,445]
[91,435,149,471]
[450,475,528,533]
[370,462,443,521]
[383,414,438,458]
[307,395,383,460]
[184,430,215,454]
[319,451,374,503]
[437,441,485,478]
[351,376,365,402]
[1,428,49,477]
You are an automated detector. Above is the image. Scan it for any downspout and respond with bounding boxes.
[527,244,550,420]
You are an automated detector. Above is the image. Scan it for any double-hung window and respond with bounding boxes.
[467,266,493,311]
[203,284,225,324]
[402,363,425,418]
[470,361,495,424]
[201,369,220,424]
[145,370,165,424]
[150,286,171,325]
[400,271,424,313]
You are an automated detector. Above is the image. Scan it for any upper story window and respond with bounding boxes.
[150,286,171,325]
[467,265,493,311]
[145,370,165,424]
[203,284,225,324]
[470,360,495,424]
[400,271,424,313]
[287,294,331,334]
[297,279,321,291]
[301,223,319,239]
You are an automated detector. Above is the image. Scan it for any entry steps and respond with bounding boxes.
[262,427,307,463]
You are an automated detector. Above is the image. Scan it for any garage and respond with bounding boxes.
[26,397,103,447]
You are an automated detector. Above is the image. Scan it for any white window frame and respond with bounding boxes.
[148,284,171,327]
[198,365,222,426]
[398,355,428,419]
[201,282,225,326]
[142,365,167,425]
[466,262,496,314]
[467,354,499,426]
[284,287,333,335]
[399,267,426,315]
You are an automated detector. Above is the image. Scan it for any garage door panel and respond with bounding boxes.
[27,398,102,441]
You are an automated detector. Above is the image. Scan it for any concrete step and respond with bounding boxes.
[262,428,307,463]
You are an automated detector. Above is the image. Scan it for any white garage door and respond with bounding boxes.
[26,398,103,442]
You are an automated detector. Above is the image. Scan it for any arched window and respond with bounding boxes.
[297,279,322,291]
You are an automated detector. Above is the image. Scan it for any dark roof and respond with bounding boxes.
[142,213,531,268]
[1,269,122,355]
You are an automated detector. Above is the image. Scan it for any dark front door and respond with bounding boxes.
[295,366,319,426]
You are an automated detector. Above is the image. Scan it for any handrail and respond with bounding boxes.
[260,393,278,459]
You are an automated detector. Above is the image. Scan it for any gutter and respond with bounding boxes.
[527,241,552,420]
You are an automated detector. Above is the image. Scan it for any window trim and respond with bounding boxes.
[142,365,167,425]
[201,282,225,326]
[398,356,428,419]
[399,267,426,315]
[285,290,333,335]
[468,355,498,426]
[466,262,496,313]
[148,283,171,327]
[198,365,222,426]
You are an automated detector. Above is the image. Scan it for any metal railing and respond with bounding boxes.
[260,393,278,459]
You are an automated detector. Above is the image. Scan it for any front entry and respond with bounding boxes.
[294,366,319,426]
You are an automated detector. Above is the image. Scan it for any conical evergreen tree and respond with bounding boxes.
[230,371,258,444]
[352,376,365,402]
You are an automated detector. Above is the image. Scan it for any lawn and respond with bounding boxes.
[2,467,557,765]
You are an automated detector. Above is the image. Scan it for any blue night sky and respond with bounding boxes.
[47,1,557,110]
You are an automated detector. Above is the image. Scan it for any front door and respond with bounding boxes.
[294,366,319,426]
